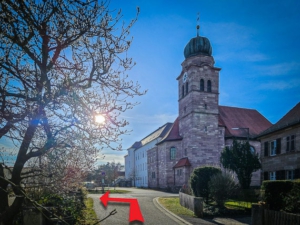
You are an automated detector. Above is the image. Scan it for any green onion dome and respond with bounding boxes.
[184,35,212,58]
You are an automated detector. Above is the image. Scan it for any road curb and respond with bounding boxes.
[153,197,193,225]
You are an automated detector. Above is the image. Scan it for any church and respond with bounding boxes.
[124,26,272,189]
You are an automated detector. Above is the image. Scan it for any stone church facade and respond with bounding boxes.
[125,29,272,189]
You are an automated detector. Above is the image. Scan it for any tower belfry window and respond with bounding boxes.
[200,79,204,91]
[182,85,184,98]
[186,82,189,95]
[207,80,212,92]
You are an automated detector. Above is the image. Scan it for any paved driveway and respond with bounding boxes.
[89,187,183,225]
[89,187,251,225]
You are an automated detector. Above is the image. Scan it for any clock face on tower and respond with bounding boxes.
[183,72,188,83]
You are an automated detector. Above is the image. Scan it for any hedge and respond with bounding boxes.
[262,180,300,213]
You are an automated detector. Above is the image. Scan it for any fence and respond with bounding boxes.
[251,204,300,225]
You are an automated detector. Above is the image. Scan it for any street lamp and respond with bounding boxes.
[231,127,249,142]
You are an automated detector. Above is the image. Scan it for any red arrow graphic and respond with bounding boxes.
[100,191,144,222]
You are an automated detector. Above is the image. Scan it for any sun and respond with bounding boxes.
[95,114,105,124]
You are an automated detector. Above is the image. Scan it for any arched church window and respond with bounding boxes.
[207,80,212,92]
[200,79,204,91]
[182,85,184,98]
[170,147,176,160]
[250,146,255,154]
[185,82,188,95]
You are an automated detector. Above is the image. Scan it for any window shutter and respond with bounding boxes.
[276,170,285,180]
[276,138,281,154]
[295,169,300,179]
[286,136,290,152]
[264,142,269,156]
[264,171,269,180]
[291,135,295,151]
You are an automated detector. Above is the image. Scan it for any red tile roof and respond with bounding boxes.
[218,105,272,138]
[157,117,182,144]
[257,102,300,137]
[173,157,191,168]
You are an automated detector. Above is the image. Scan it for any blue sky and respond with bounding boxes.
[97,0,300,164]
[1,1,299,166]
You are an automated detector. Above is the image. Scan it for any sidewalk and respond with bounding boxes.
[155,197,251,225]
[180,215,251,225]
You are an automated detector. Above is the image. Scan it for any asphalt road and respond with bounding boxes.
[89,187,184,225]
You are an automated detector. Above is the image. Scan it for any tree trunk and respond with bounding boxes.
[0,122,37,224]
[0,164,9,216]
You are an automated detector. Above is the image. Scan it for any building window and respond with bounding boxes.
[270,141,276,156]
[287,135,296,152]
[207,80,212,92]
[186,82,188,95]
[170,147,176,160]
[286,170,294,180]
[204,103,207,109]
[177,169,182,176]
[250,146,255,154]
[200,79,204,91]
[270,138,281,156]
[152,172,155,179]
[184,148,187,156]
[182,85,184,98]
[269,171,276,180]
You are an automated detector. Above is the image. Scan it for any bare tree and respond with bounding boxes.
[0,0,144,223]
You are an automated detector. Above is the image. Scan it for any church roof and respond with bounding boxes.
[173,157,191,168]
[157,117,182,144]
[218,105,272,139]
[184,35,212,58]
[256,102,300,137]
[127,123,173,150]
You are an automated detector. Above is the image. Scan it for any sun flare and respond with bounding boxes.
[95,114,105,124]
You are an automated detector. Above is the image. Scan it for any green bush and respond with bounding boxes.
[208,171,239,207]
[190,166,221,202]
[283,182,300,214]
[262,180,294,211]
[38,189,86,224]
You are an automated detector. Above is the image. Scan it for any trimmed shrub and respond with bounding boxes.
[283,181,300,214]
[190,166,221,203]
[208,171,239,207]
[262,180,294,211]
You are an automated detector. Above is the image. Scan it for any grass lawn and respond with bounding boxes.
[88,189,131,194]
[158,197,252,218]
[225,200,253,209]
[158,197,195,217]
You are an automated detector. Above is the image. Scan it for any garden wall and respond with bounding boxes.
[179,191,203,217]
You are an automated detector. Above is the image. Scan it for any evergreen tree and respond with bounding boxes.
[220,140,261,189]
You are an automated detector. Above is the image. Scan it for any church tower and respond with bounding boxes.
[177,25,222,167]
